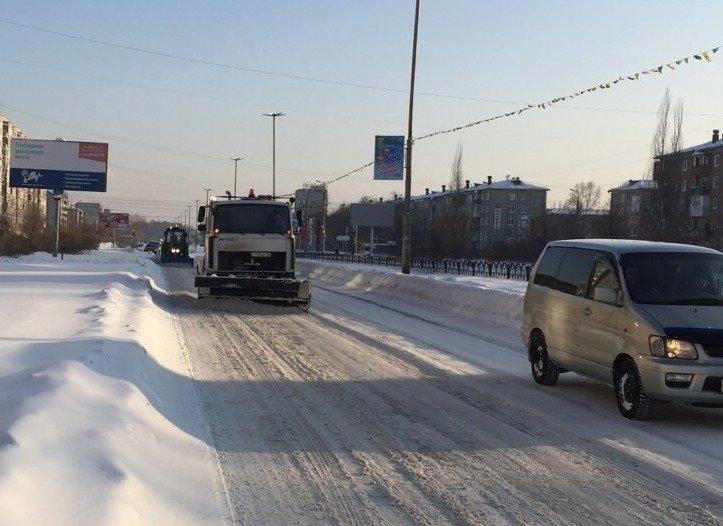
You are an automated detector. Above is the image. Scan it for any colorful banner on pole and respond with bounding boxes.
[373,135,404,180]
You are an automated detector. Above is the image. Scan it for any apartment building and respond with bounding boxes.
[1,114,46,233]
[653,129,723,249]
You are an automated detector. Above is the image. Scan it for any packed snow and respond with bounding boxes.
[299,259,526,329]
[0,249,231,525]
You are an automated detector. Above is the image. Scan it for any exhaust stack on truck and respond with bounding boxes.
[194,192,311,307]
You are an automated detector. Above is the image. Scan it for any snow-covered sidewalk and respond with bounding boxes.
[0,250,231,525]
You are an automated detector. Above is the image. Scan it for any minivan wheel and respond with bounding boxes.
[530,334,559,386]
[614,359,654,420]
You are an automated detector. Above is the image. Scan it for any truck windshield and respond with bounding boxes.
[213,204,290,234]
[620,252,723,305]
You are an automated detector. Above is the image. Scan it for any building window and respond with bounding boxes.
[681,180,687,191]
[714,196,719,210]
[508,192,516,200]
[682,159,688,171]
[714,176,719,188]
[506,204,515,212]
[507,217,515,226]
[520,205,528,213]
[715,154,720,167]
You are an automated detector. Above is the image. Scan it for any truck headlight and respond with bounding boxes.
[649,336,698,360]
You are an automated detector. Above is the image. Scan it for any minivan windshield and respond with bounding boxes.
[213,204,290,234]
[620,252,723,305]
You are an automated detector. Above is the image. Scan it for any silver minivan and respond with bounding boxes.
[522,239,723,419]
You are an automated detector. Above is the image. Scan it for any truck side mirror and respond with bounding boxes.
[197,224,206,233]
[197,206,206,223]
[296,209,304,228]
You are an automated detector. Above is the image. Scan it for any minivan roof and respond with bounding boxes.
[547,239,722,256]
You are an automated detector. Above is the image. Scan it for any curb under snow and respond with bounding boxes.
[299,259,526,329]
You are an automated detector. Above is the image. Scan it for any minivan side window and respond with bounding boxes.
[533,247,565,288]
[588,256,622,303]
[555,248,597,296]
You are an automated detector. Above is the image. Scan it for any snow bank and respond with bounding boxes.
[299,259,526,328]
[0,249,230,525]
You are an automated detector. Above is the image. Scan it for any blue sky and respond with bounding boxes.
[2,1,722,219]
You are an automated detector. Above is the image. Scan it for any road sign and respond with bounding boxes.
[373,135,404,180]
[9,139,108,192]
[336,235,351,242]
[99,212,129,229]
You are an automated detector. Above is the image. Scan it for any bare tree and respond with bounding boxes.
[563,181,602,213]
[669,99,684,154]
[651,88,671,159]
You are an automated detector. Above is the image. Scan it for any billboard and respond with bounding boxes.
[99,212,129,229]
[350,202,395,228]
[10,139,108,192]
[373,135,404,180]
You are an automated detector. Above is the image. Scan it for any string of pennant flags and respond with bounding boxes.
[321,45,719,186]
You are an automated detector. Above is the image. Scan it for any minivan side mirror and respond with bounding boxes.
[296,209,304,228]
[197,206,206,223]
[594,285,621,305]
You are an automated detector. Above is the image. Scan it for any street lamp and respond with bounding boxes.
[230,157,243,197]
[263,112,285,197]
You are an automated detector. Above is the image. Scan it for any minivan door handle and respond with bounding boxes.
[582,306,592,316]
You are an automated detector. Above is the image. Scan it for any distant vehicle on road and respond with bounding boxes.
[144,241,160,253]
[522,239,723,420]
[160,227,192,264]
[195,191,310,308]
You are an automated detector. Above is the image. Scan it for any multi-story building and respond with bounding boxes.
[74,201,102,228]
[408,176,548,257]
[608,179,659,239]
[653,129,723,249]
[1,114,46,233]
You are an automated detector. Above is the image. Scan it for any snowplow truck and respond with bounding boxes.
[160,226,193,264]
[194,193,311,306]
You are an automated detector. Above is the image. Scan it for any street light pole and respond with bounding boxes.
[401,0,421,275]
[204,188,211,207]
[230,157,242,197]
[263,112,285,198]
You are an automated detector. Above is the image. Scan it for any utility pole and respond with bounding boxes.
[263,112,285,198]
[230,157,242,197]
[401,0,421,275]
[194,199,200,248]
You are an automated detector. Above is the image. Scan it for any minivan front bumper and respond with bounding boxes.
[637,354,723,405]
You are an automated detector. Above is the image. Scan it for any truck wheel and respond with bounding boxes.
[530,333,559,386]
[614,359,654,420]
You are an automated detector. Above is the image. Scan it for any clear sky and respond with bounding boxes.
[2,1,722,220]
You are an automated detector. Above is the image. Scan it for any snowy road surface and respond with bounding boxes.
[165,264,722,525]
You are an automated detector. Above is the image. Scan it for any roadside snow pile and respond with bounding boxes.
[299,259,526,328]
[0,249,230,525]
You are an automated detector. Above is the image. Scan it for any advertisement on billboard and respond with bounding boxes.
[99,212,129,229]
[373,135,404,180]
[9,139,108,192]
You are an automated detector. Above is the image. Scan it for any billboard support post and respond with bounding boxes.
[370,227,374,257]
[52,191,62,258]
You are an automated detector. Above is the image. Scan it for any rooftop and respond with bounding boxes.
[409,176,548,203]
[609,179,658,192]
[657,129,723,158]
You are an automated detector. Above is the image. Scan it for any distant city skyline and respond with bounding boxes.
[2,1,723,219]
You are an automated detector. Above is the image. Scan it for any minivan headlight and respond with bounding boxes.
[649,336,698,360]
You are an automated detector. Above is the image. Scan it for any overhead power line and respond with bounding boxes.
[0,18,520,103]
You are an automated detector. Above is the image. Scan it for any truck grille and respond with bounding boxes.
[217,251,286,272]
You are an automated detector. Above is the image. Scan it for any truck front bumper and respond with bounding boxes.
[195,275,311,301]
